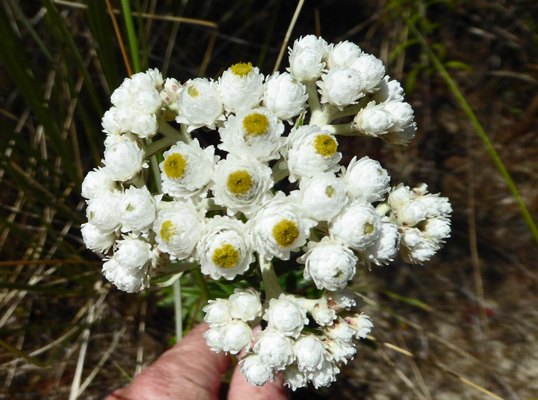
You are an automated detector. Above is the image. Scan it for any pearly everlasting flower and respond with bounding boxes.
[219,62,264,112]
[388,183,413,210]
[221,320,253,354]
[241,355,273,386]
[118,186,158,234]
[102,258,149,293]
[283,364,307,391]
[293,334,328,372]
[211,156,273,217]
[81,167,116,200]
[176,78,223,131]
[309,359,340,389]
[264,294,309,338]
[103,139,146,182]
[327,41,363,69]
[263,72,308,122]
[203,299,232,327]
[86,190,121,234]
[299,173,348,222]
[203,326,225,352]
[81,223,116,253]
[344,313,373,339]
[160,139,217,200]
[330,201,382,253]
[353,102,394,137]
[254,329,295,370]
[373,76,404,103]
[218,108,285,162]
[311,303,336,326]
[153,201,203,260]
[229,288,262,321]
[160,78,181,112]
[131,113,159,138]
[197,216,253,280]
[416,193,453,219]
[323,317,356,343]
[423,217,451,242]
[302,238,358,291]
[343,156,390,203]
[400,227,439,264]
[288,35,329,82]
[101,107,123,135]
[318,67,365,110]
[397,199,429,226]
[287,125,342,182]
[249,192,315,260]
[363,220,400,266]
[350,53,385,93]
[326,289,359,312]
[324,338,356,364]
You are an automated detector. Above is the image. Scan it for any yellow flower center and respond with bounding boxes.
[230,62,253,77]
[160,220,175,241]
[272,219,299,247]
[243,113,269,136]
[212,244,239,269]
[363,222,374,235]
[227,170,253,195]
[187,85,199,98]
[164,153,186,179]
[325,185,335,198]
[314,134,337,157]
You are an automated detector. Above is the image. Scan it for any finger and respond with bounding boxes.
[228,363,290,400]
[105,323,230,400]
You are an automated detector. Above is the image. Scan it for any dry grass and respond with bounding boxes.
[0,0,537,399]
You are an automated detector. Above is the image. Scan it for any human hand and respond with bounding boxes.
[105,322,290,400]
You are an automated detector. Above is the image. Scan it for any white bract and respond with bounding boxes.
[263,72,308,122]
[264,294,308,338]
[288,35,329,82]
[118,186,158,234]
[176,78,223,131]
[299,173,348,222]
[318,67,365,109]
[219,62,264,112]
[103,139,146,182]
[330,201,382,252]
[343,156,390,202]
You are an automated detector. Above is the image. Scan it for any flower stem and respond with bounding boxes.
[327,97,370,122]
[271,157,290,184]
[259,256,282,300]
[322,122,356,136]
[306,81,324,125]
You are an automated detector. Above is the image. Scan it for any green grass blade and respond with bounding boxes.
[120,0,141,73]
[407,18,538,247]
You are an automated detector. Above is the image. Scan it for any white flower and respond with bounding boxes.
[203,299,232,327]
[211,156,273,217]
[423,217,451,242]
[288,35,329,82]
[221,320,252,354]
[86,190,121,234]
[160,139,217,200]
[114,236,153,270]
[240,355,273,386]
[311,303,336,326]
[264,293,308,338]
[101,107,123,135]
[416,193,453,219]
[283,364,307,391]
[254,329,295,370]
[81,223,115,253]
[400,227,439,264]
[218,108,285,162]
[132,88,162,115]
[302,238,357,291]
[287,125,342,182]
[373,76,404,103]
[327,41,363,69]
[388,184,412,210]
[385,101,415,132]
[249,192,315,260]
[197,216,253,280]
[309,358,340,389]
[318,67,365,110]
[154,201,203,260]
[229,288,262,322]
[397,200,428,226]
[160,77,181,108]
[293,334,327,372]
[263,72,308,122]
[329,201,382,252]
[363,220,400,266]
[344,313,373,339]
[326,289,359,312]
[324,338,356,364]
[103,139,146,182]
[102,258,149,293]
[353,102,394,137]
[299,173,348,222]
[118,186,158,234]
[323,317,355,343]
[382,124,416,145]
[204,326,225,352]
[343,156,390,202]
[219,62,264,112]
[131,113,158,138]
[81,167,116,200]
[350,53,385,93]
[175,78,223,131]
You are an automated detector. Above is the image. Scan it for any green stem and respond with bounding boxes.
[120,0,141,73]
[194,269,212,301]
[259,256,282,300]
[305,81,324,126]
[322,122,357,136]
[144,135,179,159]
[327,97,370,122]
[172,278,183,341]
[271,157,289,184]
[408,18,538,248]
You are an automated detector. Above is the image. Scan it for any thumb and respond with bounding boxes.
[106,323,230,400]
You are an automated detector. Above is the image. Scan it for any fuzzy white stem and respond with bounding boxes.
[259,256,283,300]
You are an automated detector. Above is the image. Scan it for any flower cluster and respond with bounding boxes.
[81,35,451,389]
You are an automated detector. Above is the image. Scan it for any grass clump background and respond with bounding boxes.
[0,0,537,398]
